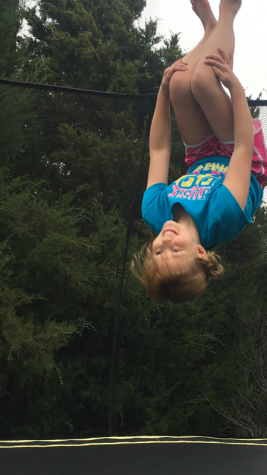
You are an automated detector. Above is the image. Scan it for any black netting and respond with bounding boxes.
[0,79,267,440]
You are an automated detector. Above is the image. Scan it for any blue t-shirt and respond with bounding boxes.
[142,156,263,251]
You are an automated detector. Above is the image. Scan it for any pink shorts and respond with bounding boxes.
[184,119,267,189]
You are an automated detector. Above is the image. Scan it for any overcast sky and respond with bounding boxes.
[136,0,267,100]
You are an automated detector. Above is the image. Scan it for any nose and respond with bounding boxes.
[162,233,173,243]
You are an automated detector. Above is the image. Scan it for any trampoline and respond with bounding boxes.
[1,436,267,475]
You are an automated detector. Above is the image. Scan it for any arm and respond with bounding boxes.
[224,81,254,210]
[204,50,254,211]
[146,60,188,189]
[146,88,171,189]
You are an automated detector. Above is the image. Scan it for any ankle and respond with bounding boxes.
[218,7,236,22]
[219,0,241,17]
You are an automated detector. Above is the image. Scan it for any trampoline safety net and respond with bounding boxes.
[0,78,267,442]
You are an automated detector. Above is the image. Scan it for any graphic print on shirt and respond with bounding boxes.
[168,162,228,201]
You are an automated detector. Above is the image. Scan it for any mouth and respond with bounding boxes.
[163,229,178,236]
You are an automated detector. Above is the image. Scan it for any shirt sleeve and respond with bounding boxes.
[220,179,263,228]
[204,182,262,250]
[142,183,172,235]
[216,185,250,227]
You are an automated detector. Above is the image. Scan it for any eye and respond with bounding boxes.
[155,250,161,255]
[173,249,179,253]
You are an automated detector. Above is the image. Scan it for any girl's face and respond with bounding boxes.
[152,220,206,273]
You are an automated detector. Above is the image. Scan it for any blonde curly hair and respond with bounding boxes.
[131,238,224,304]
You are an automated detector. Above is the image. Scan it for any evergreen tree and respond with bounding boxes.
[0,0,22,78]
[26,0,182,92]
[0,0,266,440]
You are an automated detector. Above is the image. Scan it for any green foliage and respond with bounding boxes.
[26,0,183,92]
[0,0,22,78]
[0,0,49,82]
[0,164,129,437]
[0,0,266,441]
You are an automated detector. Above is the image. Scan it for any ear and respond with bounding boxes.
[197,244,207,260]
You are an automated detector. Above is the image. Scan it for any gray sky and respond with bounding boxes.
[136,0,267,99]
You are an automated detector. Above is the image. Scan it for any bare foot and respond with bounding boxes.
[219,0,242,16]
[190,0,217,33]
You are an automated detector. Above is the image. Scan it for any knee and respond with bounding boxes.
[191,63,215,99]
[169,70,191,101]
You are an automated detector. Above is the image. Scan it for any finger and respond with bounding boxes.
[171,64,188,70]
[165,66,187,80]
[172,66,188,71]
[167,68,188,78]
[217,48,229,62]
[204,59,225,70]
[205,54,225,64]
[211,66,224,81]
[204,58,222,66]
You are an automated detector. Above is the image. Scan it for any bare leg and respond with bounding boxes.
[169,0,218,145]
[183,0,217,71]
[191,0,244,142]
